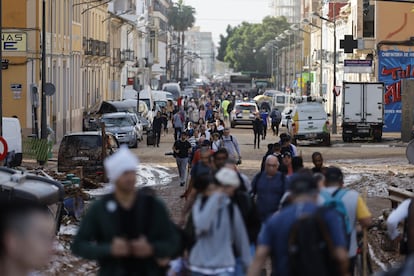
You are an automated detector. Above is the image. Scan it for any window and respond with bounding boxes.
[363,6,375,38]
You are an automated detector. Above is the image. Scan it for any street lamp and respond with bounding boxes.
[265,41,279,89]
[312,11,338,134]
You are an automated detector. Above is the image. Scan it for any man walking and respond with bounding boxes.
[222,128,242,164]
[251,155,286,222]
[173,132,192,186]
[320,167,372,275]
[72,147,179,275]
[248,174,349,276]
[152,111,163,147]
[173,111,184,141]
[269,108,282,136]
[252,113,263,150]
[260,108,269,140]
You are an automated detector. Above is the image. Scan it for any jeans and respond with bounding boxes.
[271,122,280,136]
[174,127,182,141]
[262,126,267,139]
[154,130,161,146]
[234,258,245,276]
[191,272,234,276]
[176,157,188,184]
[254,132,261,149]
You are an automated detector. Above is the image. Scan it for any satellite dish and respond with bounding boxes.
[44,83,56,96]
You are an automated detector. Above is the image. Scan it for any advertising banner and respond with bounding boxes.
[378,50,414,132]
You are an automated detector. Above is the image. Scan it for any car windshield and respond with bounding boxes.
[101,117,133,127]
[64,135,102,150]
[237,105,256,112]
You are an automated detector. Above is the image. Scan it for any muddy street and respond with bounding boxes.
[43,128,412,275]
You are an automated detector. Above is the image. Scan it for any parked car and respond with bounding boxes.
[162,82,181,100]
[58,131,119,179]
[230,101,259,128]
[100,112,142,148]
[286,100,331,146]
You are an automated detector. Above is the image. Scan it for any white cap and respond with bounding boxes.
[215,167,240,188]
[104,146,139,183]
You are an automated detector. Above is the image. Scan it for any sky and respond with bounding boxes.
[183,0,271,46]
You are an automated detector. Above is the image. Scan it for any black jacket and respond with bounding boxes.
[253,118,263,134]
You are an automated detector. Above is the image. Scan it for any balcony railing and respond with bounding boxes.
[121,49,135,62]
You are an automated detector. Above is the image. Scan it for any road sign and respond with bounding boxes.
[0,136,8,161]
[344,59,373,73]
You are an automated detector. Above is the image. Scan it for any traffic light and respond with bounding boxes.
[306,81,311,96]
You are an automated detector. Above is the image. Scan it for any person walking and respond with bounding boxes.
[252,113,263,150]
[188,172,252,276]
[152,111,163,147]
[260,109,268,140]
[319,166,372,275]
[251,155,286,222]
[269,108,282,136]
[72,147,180,276]
[173,132,192,186]
[248,174,349,276]
[221,128,242,164]
[173,111,184,141]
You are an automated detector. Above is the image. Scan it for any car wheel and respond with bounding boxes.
[231,121,236,128]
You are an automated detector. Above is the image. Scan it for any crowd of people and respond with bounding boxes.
[0,87,413,276]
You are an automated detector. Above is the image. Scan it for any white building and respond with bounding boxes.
[269,0,301,23]
[184,28,215,80]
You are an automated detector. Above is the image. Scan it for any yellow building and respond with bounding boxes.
[2,0,40,136]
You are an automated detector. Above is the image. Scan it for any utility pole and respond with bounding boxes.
[41,0,47,140]
[332,4,338,134]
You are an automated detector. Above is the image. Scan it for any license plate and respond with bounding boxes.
[243,110,250,114]
[72,157,89,161]
[360,129,369,133]
[306,133,317,138]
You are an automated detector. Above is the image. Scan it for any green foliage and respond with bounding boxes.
[221,16,290,73]
[167,0,196,32]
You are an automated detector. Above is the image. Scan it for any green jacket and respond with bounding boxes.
[71,192,180,276]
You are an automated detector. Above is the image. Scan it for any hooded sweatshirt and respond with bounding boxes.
[189,192,252,273]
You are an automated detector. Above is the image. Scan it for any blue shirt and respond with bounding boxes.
[258,202,347,276]
[253,172,286,222]
[260,112,269,126]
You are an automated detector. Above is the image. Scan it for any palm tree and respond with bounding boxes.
[167,0,196,82]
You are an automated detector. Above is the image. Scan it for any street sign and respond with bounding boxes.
[1,32,27,52]
[44,83,56,96]
[0,136,8,161]
[340,35,358,54]
[344,59,373,73]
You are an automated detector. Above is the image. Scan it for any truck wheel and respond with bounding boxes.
[374,135,382,142]
[342,136,352,143]
[292,138,298,146]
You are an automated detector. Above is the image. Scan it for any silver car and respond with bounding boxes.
[100,112,142,148]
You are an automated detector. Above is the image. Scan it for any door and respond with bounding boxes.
[364,83,384,123]
[343,83,363,123]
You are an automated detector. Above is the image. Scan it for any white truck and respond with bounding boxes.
[342,82,384,142]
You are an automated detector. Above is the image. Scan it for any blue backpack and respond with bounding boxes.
[320,188,352,236]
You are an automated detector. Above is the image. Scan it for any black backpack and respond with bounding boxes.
[227,102,234,113]
[288,208,339,276]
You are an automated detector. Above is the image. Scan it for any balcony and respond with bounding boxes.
[99,41,108,57]
[121,49,135,62]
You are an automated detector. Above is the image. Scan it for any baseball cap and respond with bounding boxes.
[290,174,318,195]
[325,166,344,183]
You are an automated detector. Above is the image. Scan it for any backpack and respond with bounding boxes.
[270,110,282,123]
[288,208,339,276]
[227,102,234,113]
[320,188,351,244]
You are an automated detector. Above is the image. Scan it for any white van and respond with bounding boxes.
[152,90,173,109]
[162,83,181,100]
[287,102,331,146]
[3,117,23,166]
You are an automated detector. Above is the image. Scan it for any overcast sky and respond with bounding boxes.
[183,0,271,46]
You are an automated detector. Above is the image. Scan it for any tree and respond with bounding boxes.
[167,0,196,82]
[217,25,234,61]
[222,16,290,73]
